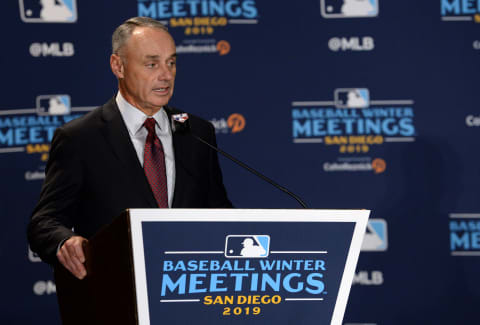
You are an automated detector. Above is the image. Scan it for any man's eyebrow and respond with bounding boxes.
[144,53,177,60]
[144,55,160,60]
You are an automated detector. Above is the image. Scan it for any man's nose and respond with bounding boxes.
[158,64,174,80]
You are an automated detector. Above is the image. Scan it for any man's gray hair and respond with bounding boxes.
[112,17,169,55]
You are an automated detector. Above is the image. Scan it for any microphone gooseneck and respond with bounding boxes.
[171,114,308,208]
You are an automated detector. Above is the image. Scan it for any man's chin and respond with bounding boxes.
[150,95,172,108]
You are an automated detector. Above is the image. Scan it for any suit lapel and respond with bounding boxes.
[165,106,188,208]
[100,98,158,208]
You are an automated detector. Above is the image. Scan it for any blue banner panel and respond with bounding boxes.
[129,209,368,325]
[2,0,480,324]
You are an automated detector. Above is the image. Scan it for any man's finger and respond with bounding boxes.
[73,239,87,263]
[57,246,79,278]
[58,236,88,279]
[65,240,87,277]
[66,244,87,278]
[63,244,81,275]
[70,255,87,278]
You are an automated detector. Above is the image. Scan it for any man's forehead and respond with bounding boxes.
[131,26,172,40]
[123,27,176,57]
[128,27,174,45]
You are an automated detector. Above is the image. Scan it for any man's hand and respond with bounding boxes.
[57,236,88,280]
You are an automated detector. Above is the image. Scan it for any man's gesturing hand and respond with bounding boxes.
[57,236,88,279]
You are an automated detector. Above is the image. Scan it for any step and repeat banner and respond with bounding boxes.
[0,1,479,324]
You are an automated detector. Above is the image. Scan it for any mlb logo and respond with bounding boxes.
[320,0,379,18]
[19,0,77,23]
[36,95,71,116]
[361,219,388,251]
[224,235,270,258]
[334,88,370,108]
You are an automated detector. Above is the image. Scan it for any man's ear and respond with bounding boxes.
[110,54,124,79]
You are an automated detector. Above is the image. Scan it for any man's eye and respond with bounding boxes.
[146,63,156,68]
[168,60,176,67]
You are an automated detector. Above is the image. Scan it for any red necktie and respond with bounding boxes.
[143,118,168,208]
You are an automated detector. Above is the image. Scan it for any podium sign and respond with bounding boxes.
[129,209,369,325]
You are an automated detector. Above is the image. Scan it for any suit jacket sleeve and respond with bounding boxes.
[27,127,81,265]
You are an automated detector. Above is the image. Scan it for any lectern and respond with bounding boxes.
[55,209,369,325]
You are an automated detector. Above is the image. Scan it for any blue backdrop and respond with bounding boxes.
[1,1,479,324]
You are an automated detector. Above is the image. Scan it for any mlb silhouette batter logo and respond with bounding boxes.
[36,95,71,116]
[334,88,370,108]
[224,235,270,258]
[361,219,387,251]
[19,0,77,23]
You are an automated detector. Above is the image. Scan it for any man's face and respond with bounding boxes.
[112,27,176,113]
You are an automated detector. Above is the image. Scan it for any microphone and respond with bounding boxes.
[171,113,308,208]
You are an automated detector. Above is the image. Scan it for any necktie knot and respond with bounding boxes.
[144,118,156,134]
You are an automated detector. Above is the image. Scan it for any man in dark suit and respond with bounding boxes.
[27,17,232,280]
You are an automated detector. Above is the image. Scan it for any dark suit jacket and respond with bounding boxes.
[27,98,232,264]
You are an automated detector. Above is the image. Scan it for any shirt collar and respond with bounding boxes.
[115,92,170,136]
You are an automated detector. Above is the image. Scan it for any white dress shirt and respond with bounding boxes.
[116,92,176,207]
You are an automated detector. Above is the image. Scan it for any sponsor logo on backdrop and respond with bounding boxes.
[0,95,94,180]
[19,0,77,23]
[210,113,246,134]
[160,234,328,315]
[138,0,258,55]
[33,280,56,295]
[176,39,231,55]
[465,114,480,126]
[449,213,480,256]
[352,270,383,286]
[29,42,75,57]
[320,0,379,18]
[328,36,374,52]
[441,0,480,22]
[292,88,415,173]
[323,157,386,173]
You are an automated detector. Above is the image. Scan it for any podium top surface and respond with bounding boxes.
[128,208,370,222]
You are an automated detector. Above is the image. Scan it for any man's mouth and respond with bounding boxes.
[153,87,168,93]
